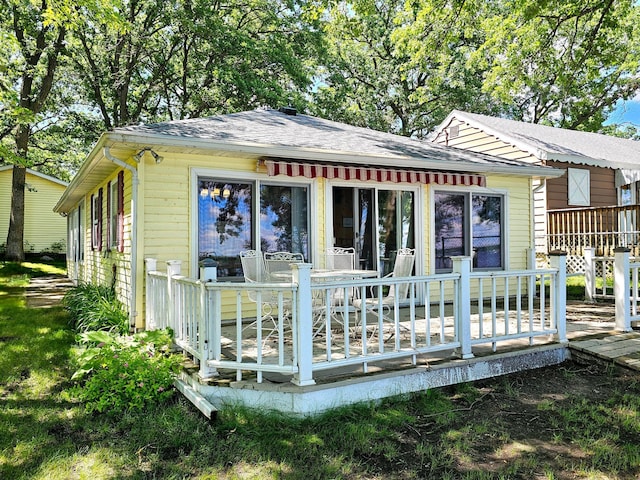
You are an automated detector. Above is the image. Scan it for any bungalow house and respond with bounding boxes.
[55,108,571,415]
[430,110,640,258]
[1,165,68,256]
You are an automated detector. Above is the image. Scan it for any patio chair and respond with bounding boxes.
[324,247,357,318]
[263,251,305,281]
[352,248,415,340]
[239,250,290,342]
[325,247,355,270]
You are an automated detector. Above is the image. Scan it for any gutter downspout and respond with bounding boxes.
[104,147,139,332]
[531,178,547,262]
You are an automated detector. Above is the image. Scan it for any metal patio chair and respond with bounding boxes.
[263,251,305,281]
[352,248,415,340]
[239,249,291,342]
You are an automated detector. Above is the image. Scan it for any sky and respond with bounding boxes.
[606,98,640,126]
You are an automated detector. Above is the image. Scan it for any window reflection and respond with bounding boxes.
[260,184,309,260]
[198,180,252,278]
[434,193,465,270]
[434,192,503,271]
[472,195,502,268]
[198,178,310,279]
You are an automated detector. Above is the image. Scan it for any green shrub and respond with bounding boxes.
[63,282,129,334]
[72,329,181,415]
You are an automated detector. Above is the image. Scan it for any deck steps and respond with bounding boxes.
[569,331,640,372]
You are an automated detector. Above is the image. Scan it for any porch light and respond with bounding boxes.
[133,147,163,163]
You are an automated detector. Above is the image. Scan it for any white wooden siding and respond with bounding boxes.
[0,168,67,253]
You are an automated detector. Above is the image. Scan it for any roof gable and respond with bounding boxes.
[433,110,640,170]
[0,165,68,187]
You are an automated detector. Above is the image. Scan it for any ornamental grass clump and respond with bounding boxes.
[63,282,129,335]
[72,329,181,416]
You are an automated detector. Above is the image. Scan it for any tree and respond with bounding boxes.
[472,0,640,129]
[311,0,497,138]
[70,0,325,128]
[1,0,68,261]
[313,0,640,136]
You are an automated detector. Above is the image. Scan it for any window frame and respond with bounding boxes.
[431,187,507,273]
[107,172,124,252]
[91,188,103,251]
[191,168,315,281]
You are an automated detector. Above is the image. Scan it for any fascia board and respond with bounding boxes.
[545,152,640,170]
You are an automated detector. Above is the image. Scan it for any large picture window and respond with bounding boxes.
[198,177,309,279]
[434,191,503,271]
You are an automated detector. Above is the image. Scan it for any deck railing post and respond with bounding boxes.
[198,282,218,379]
[291,263,316,386]
[584,247,595,303]
[145,258,158,329]
[452,256,473,359]
[614,247,632,332]
[166,260,182,335]
[549,251,567,344]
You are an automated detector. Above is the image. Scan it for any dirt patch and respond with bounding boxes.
[371,359,640,479]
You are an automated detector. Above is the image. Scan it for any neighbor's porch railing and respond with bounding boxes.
[547,205,640,256]
[582,248,640,331]
[145,254,568,386]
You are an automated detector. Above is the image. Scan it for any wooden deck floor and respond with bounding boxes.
[564,300,640,372]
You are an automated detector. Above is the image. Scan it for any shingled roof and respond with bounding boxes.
[114,108,560,173]
[434,110,640,170]
[55,108,562,213]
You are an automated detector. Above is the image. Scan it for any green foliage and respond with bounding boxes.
[62,282,128,335]
[71,329,181,416]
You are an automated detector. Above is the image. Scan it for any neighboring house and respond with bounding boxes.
[431,110,640,257]
[54,107,561,331]
[0,165,68,255]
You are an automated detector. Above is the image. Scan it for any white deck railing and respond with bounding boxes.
[145,254,568,386]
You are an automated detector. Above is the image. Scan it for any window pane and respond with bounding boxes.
[378,190,415,275]
[472,195,502,268]
[434,192,465,270]
[110,181,118,248]
[198,180,252,278]
[260,184,309,260]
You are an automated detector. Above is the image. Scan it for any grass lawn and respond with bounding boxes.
[2,262,640,479]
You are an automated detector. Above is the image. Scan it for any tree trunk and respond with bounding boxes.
[6,165,26,262]
[5,125,30,262]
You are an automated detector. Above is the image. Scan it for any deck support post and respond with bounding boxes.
[549,251,567,343]
[614,247,632,332]
[291,263,316,386]
[452,256,473,359]
[584,247,595,303]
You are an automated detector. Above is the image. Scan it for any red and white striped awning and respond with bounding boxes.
[264,160,485,187]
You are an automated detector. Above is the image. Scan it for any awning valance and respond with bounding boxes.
[264,160,486,187]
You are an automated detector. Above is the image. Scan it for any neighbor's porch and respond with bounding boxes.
[547,204,640,256]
